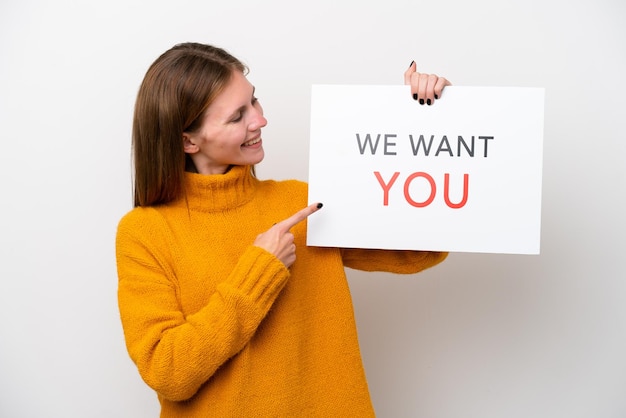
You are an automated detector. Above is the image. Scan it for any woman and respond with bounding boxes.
[116,42,450,417]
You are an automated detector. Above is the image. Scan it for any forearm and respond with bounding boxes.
[117,244,289,401]
[340,248,448,274]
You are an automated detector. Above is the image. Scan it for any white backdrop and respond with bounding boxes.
[1,1,624,417]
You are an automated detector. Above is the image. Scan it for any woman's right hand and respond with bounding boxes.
[253,202,323,267]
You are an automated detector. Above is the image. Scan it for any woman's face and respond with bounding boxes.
[183,71,267,175]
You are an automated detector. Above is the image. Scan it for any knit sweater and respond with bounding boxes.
[116,165,447,417]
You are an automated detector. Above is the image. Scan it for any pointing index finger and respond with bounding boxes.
[276,202,323,232]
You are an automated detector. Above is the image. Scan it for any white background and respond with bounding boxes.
[1,1,624,417]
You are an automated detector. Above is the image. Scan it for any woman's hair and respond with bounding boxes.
[132,42,248,207]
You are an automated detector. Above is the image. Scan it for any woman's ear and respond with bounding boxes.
[182,133,198,154]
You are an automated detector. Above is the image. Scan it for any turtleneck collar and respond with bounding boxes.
[176,165,258,213]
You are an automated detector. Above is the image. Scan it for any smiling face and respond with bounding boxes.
[183,70,267,175]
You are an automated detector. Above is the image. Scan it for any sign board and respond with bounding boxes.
[307,85,545,254]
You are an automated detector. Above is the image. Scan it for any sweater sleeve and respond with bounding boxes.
[116,219,290,402]
[340,248,448,274]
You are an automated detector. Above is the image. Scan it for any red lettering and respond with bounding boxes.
[403,172,436,207]
[374,171,400,206]
[374,171,469,208]
[443,173,469,209]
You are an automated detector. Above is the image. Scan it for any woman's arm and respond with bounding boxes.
[116,203,320,401]
[336,63,451,274]
[116,224,289,402]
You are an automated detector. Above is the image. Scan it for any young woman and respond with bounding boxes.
[116,42,450,417]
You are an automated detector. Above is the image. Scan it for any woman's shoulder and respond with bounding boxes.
[116,205,165,237]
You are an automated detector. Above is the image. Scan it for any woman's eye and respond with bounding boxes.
[231,97,259,123]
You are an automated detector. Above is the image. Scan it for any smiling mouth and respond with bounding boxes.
[242,138,261,147]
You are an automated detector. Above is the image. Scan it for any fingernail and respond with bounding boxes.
[419,99,425,105]
[413,93,418,101]
[427,99,432,106]
[408,60,415,68]
[435,94,439,100]
[317,203,323,209]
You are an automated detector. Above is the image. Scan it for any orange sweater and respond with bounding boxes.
[116,165,447,417]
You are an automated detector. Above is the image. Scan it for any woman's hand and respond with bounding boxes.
[404,61,451,105]
[253,202,323,268]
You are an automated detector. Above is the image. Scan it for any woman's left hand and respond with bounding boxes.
[404,61,451,105]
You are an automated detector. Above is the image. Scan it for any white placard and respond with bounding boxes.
[307,85,545,254]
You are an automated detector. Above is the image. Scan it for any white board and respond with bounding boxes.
[307,85,545,254]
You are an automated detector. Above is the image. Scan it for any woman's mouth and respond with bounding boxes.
[242,137,262,147]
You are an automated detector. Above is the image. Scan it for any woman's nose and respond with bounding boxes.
[249,106,267,130]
